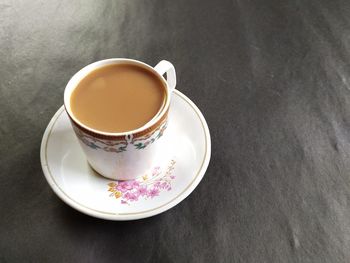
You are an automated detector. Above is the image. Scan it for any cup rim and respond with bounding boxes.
[63,58,170,137]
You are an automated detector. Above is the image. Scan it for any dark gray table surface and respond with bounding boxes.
[2,0,350,262]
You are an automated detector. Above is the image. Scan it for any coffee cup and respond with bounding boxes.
[64,58,176,180]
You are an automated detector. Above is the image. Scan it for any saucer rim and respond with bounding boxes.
[40,90,211,220]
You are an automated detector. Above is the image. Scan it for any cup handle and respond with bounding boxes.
[154,60,176,93]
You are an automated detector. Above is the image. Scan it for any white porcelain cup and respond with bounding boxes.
[64,58,176,180]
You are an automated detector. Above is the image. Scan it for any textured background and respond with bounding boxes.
[2,0,350,262]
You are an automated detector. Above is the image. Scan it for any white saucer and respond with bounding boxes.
[40,90,211,220]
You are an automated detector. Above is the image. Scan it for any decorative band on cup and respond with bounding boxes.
[66,107,169,140]
[68,108,169,153]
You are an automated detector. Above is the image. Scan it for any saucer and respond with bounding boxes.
[40,90,211,220]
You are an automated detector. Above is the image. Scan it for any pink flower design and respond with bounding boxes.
[124,192,138,202]
[129,194,138,202]
[107,160,176,204]
[131,181,140,188]
[117,181,133,192]
[136,186,148,197]
[160,182,168,189]
[147,188,160,198]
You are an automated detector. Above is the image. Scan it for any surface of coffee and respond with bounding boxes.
[70,64,166,133]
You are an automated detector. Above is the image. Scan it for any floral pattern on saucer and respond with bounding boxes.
[107,159,176,204]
